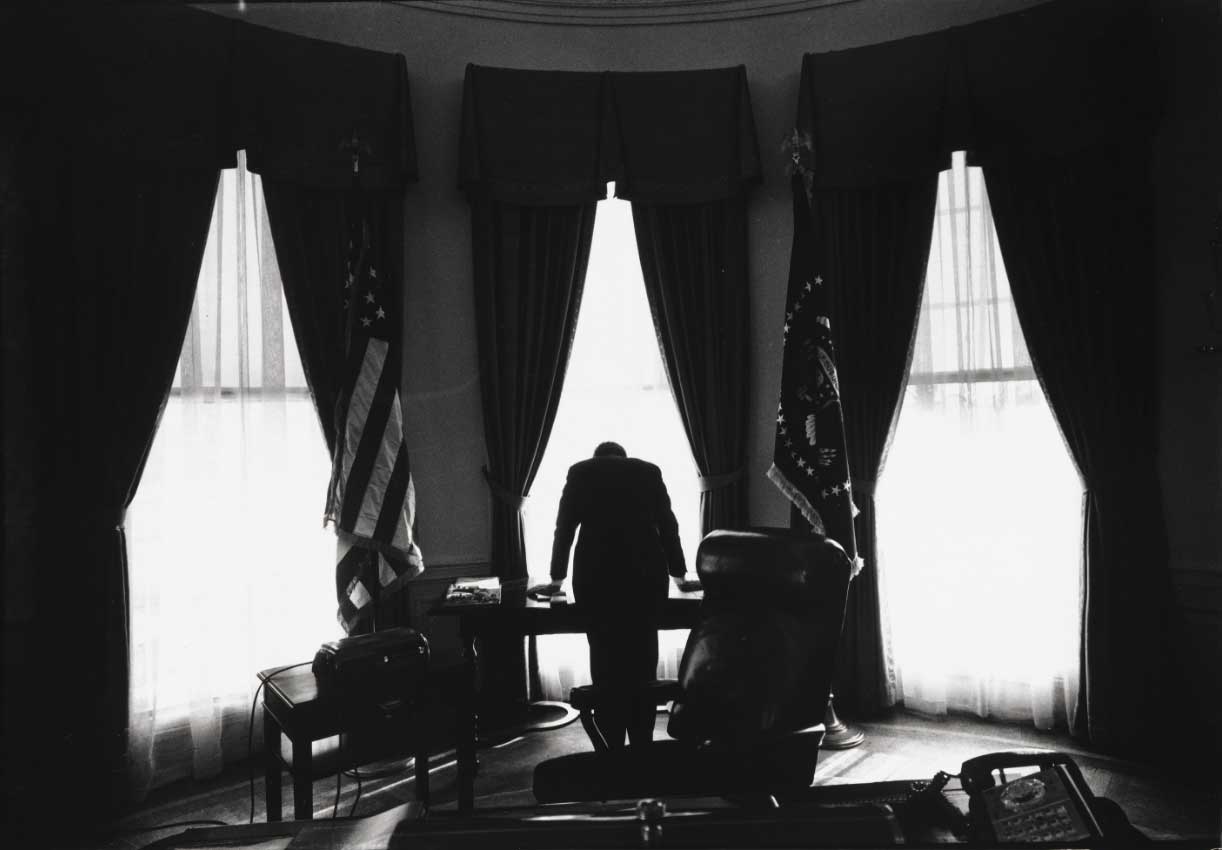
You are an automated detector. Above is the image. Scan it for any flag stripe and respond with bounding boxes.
[374,439,410,545]
[337,338,386,496]
[352,391,404,539]
[335,539,365,614]
[339,339,399,531]
[392,478,418,554]
[329,204,425,633]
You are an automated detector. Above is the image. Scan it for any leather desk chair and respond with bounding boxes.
[532,527,853,804]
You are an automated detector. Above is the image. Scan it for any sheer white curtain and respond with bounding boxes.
[876,152,1082,730]
[523,196,701,700]
[127,153,341,794]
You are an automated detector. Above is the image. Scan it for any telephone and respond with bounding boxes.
[959,751,1105,843]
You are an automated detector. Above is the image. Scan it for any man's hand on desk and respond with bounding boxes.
[672,574,702,593]
[527,580,563,601]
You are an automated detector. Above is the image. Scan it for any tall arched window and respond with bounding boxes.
[877,153,1082,729]
[126,154,339,793]
[523,194,701,699]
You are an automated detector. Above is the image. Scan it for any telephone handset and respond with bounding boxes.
[960,751,1104,843]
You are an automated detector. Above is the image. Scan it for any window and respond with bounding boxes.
[126,154,340,792]
[522,194,700,698]
[876,153,1082,729]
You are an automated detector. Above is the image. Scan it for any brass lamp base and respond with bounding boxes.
[821,696,866,749]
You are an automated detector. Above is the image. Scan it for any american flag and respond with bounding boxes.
[326,197,424,632]
[767,172,861,576]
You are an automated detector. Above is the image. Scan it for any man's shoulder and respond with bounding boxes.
[569,457,660,477]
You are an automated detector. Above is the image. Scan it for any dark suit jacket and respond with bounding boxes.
[549,456,687,609]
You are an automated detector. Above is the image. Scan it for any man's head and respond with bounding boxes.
[593,441,627,459]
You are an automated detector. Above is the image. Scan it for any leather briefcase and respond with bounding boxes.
[312,626,429,703]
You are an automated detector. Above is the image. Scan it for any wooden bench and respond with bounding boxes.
[257,663,430,820]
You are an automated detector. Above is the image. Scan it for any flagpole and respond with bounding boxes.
[329,129,426,635]
[775,139,867,750]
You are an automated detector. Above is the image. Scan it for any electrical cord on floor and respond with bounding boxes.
[349,768,364,817]
[118,819,230,835]
[247,661,313,824]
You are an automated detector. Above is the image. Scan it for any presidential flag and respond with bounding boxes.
[326,197,424,632]
[767,166,861,576]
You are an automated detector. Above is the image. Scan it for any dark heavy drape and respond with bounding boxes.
[462,65,761,570]
[812,180,939,716]
[983,145,1173,755]
[2,5,229,837]
[261,182,352,452]
[634,201,751,533]
[470,201,597,579]
[2,155,218,834]
[618,67,760,535]
[2,5,418,832]
[462,66,606,578]
[261,186,407,454]
[793,0,1162,724]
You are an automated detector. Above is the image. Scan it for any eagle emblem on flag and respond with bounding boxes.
[326,198,424,632]
[768,167,861,576]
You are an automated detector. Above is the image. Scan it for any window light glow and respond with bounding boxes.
[876,153,1082,729]
[523,196,700,698]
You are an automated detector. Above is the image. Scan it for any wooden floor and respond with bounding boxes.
[100,710,1220,849]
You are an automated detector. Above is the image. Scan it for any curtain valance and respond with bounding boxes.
[799,0,1157,188]
[459,64,761,204]
[14,5,416,188]
[234,23,416,189]
[11,6,237,170]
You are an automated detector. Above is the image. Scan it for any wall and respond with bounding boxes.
[1152,0,1222,748]
[199,0,1222,696]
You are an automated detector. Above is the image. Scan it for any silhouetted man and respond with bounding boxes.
[533,442,688,748]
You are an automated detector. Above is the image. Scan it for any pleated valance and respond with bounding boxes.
[460,64,761,204]
[16,5,416,188]
[799,0,1157,188]
[233,22,416,189]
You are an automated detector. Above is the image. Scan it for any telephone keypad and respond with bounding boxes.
[982,767,1094,842]
[996,802,1081,841]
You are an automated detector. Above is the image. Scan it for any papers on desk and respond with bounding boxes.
[444,576,501,606]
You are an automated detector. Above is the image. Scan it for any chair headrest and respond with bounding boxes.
[696,527,851,611]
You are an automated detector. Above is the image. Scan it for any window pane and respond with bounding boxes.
[877,155,1081,730]
[127,157,335,790]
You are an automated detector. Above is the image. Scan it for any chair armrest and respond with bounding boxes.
[568,679,681,711]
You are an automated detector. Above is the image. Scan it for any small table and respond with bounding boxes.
[430,578,702,814]
[257,663,431,820]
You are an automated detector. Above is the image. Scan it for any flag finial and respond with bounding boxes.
[339,129,372,179]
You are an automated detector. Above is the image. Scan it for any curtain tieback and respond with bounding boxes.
[483,466,527,512]
[850,478,876,498]
[698,467,745,493]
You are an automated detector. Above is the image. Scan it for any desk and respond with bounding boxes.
[430,578,702,813]
[146,796,913,849]
[257,664,430,820]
